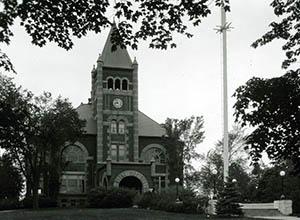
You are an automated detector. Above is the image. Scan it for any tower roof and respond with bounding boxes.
[101,24,133,69]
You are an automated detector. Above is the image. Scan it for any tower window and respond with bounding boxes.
[108,78,114,89]
[122,79,128,90]
[119,145,125,161]
[111,120,117,134]
[118,120,125,134]
[115,79,121,90]
[111,144,117,161]
[110,144,126,161]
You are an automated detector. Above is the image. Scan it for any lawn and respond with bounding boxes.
[0,208,269,220]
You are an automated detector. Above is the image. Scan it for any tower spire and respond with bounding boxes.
[101,25,132,69]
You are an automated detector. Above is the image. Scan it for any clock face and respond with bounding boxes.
[113,98,123,109]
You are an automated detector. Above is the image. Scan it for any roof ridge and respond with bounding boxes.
[138,110,164,129]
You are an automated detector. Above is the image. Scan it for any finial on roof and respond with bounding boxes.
[97,53,103,63]
[92,65,96,71]
[133,56,138,65]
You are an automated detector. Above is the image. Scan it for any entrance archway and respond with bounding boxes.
[119,176,142,192]
[113,170,149,192]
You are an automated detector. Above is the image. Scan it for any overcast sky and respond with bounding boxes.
[3,0,288,158]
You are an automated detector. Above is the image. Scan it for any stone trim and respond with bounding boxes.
[96,60,104,163]
[103,89,133,96]
[62,141,89,157]
[113,170,149,192]
[132,62,139,161]
[103,110,133,115]
[140,144,166,158]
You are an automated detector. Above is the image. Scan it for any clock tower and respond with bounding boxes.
[91,25,139,164]
[58,24,179,206]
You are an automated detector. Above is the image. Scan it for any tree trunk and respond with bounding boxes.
[32,183,39,209]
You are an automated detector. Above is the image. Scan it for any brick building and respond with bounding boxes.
[58,26,170,206]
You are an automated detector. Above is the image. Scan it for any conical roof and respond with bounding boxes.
[101,24,133,69]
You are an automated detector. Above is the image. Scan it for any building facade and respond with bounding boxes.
[58,26,169,206]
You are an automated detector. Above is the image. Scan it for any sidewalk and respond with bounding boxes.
[251,216,300,220]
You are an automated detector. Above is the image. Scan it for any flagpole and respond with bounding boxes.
[221,1,229,182]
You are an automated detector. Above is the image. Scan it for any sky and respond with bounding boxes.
[3,0,288,158]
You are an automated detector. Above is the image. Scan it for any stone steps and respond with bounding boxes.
[243,209,283,217]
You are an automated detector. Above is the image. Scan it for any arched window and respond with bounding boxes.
[108,78,114,89]
[62,145,85,163]
[115,79,121,90]
[111,120,117,134]
[61,144,87,194]
[122,79,128,90]
[143,148,165,163]
[118,120,125,134]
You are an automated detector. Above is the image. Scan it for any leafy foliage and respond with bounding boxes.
[215,125,250,168]
[196,126,251,199]
[252,0,300,69]
[233,70,300,174]
[87,187,136,208]
[0,74,85,208]
[0,0,230,73]
[197,149,251,201]
[216,178,243,217]
[253,165,300,213]
[137,189,206,214]
[22,195,57,208]
[0,154,23,200]
[163,116,205,187]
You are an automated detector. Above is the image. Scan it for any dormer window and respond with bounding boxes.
[115,79,121,90]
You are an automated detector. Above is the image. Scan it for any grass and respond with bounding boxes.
[0,208,268,220]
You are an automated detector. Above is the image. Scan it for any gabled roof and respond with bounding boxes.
[77,103,96,134]
[76,104,166,137]
[138,111,166,137]
[101,24,133,69]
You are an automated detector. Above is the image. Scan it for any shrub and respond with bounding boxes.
[22,196,57,208]
[87,187,107,208]
[87,187,137,208]
[137,189,207,214]
[0,199,20,210]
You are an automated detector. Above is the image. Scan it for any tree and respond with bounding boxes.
[163,116,205,187]
[233,70,300,174]
[197,126,250,195]
[0,0,230,73]
[216,178,243,217]
[252,0,300,69]
[197,149,251,201]
[253,164,300,213]
[215,125,250,169]
[40,97,86,200]
[0,74,85,208]
[0,154,23,200]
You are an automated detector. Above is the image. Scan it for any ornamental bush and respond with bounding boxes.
[216,179,243,217]
[22,196,57,208]
[87,187,136,208]
[0,199,20,210]
[137,189,206,214]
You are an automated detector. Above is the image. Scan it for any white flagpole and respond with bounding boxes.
[221,1,229,182]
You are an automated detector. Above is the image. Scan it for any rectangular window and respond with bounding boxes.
[118,122,125,134]
[119,145,125,161]
[111,145,117,161]
[60,175,85,194]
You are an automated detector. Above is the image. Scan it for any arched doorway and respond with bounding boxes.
[119,176,142,192]
[113,170,149,192]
